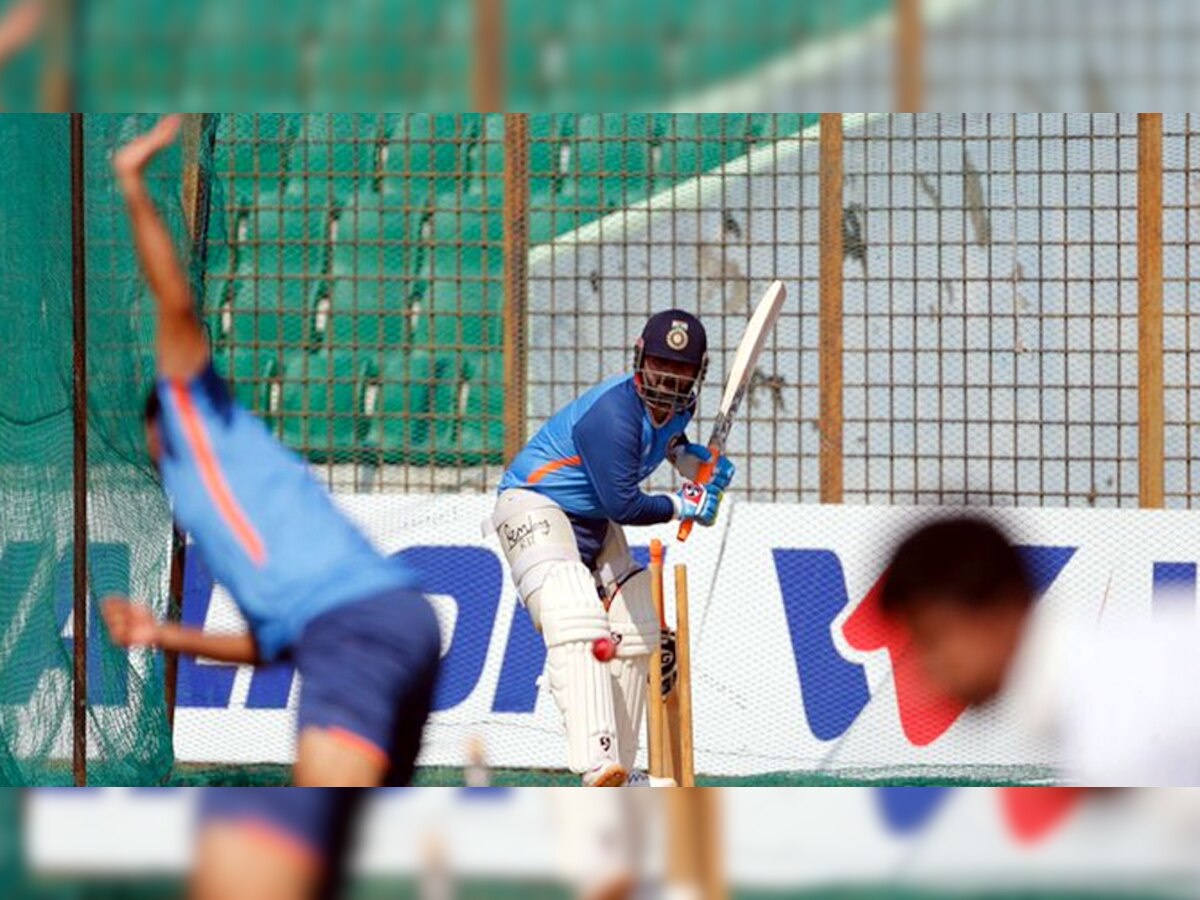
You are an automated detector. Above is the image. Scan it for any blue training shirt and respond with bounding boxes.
[154,362,419,661]
[499,374,691,525]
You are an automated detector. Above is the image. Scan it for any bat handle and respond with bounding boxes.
[676,450,719,542]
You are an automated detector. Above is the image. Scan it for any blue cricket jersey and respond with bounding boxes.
[155,362,419,661]
[499,374,691,525]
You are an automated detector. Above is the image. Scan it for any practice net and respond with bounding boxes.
[2,114,1194,785]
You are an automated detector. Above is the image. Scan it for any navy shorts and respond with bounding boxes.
[197,788,365,893]
[295,587,441,786]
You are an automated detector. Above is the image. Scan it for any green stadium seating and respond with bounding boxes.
[464,115,506,201]
[748,113,808,142]
[409,196,503,350]
[559,113,655,210]
[563,5,669,106]
[325,191,414,350]
[367,348,456,463]
[284,114,378,206]
[279,347,376,462]
[450,351,505,465]
[212,114,294,207]
[223,192,329,369]
[223,277,312,349]
[202,178,236,330]
[236,191,331,278]
[210,343,279,419]
[527,114,565,201]
[528,206,586,245]
[380,114,475,210]
[333,190,416,276]
[654,114,751,181]
[311,1,470,109]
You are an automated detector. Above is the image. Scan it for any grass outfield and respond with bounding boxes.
[163,763,1056,787]
[18,878,1182,900]
[11,762,1056,786]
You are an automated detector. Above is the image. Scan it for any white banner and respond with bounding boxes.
[25,787,1200,892]
[171,496,1200,780]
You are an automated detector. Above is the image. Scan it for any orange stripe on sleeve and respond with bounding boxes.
[527,454,582,485]
[170,380,267,566]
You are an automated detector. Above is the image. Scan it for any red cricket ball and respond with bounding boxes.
[592,637,616,662]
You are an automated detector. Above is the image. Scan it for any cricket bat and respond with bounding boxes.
[677,279,787,541]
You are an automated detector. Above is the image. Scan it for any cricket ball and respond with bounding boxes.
[592,637,617,662]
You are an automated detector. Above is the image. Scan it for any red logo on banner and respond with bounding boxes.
[842,570,969,747]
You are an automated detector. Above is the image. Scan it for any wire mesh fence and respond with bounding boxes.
[1,112,1194,785]
[1162,113,1200,509]
[194,112,1186,510]
[842,113,1140,507]
[202,113,508,493]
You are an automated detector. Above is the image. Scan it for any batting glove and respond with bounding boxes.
[673,480,723,527]
[670,441,737,491]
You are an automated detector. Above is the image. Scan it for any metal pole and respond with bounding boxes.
[473,0,503,112]
[895,0,923,113]
[502,113,529,464]
[70,112,87,786]
[819,113,845,504]
[1138,113,1164,509]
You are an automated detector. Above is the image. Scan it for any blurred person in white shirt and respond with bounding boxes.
[880,516,1200,785]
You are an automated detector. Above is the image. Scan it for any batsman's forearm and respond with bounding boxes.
[158,623,259,664]
[609,492,677,526]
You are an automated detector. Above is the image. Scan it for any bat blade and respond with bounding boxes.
[677,280,786,541]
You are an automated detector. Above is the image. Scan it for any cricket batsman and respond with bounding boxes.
[485,310,734,786]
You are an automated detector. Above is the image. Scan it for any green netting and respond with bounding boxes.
[0,114,194,785]
[0,114,75,785]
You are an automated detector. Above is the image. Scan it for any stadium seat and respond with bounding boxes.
[225,192,329,359]
[211,114,295,207]
[284,114,378,207]
[528,114,564,200]
[449,351,506,466]
[331,190,416,276]
[563,5,668,106]
[527,206,586,245]
[310,1,467,109]
[367,348,453,462]
[409,196,504,350]
[678,6,797,85]
[210,343,280,420]
[202,178,236,328]
[380,114,474,211]
[558,113,655,211]
[654,114,751,182]
[236,191,331,279]
[464,114,506,201]
[324,191,414,350]
[279,347,376,463]
[184,5,310,109]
